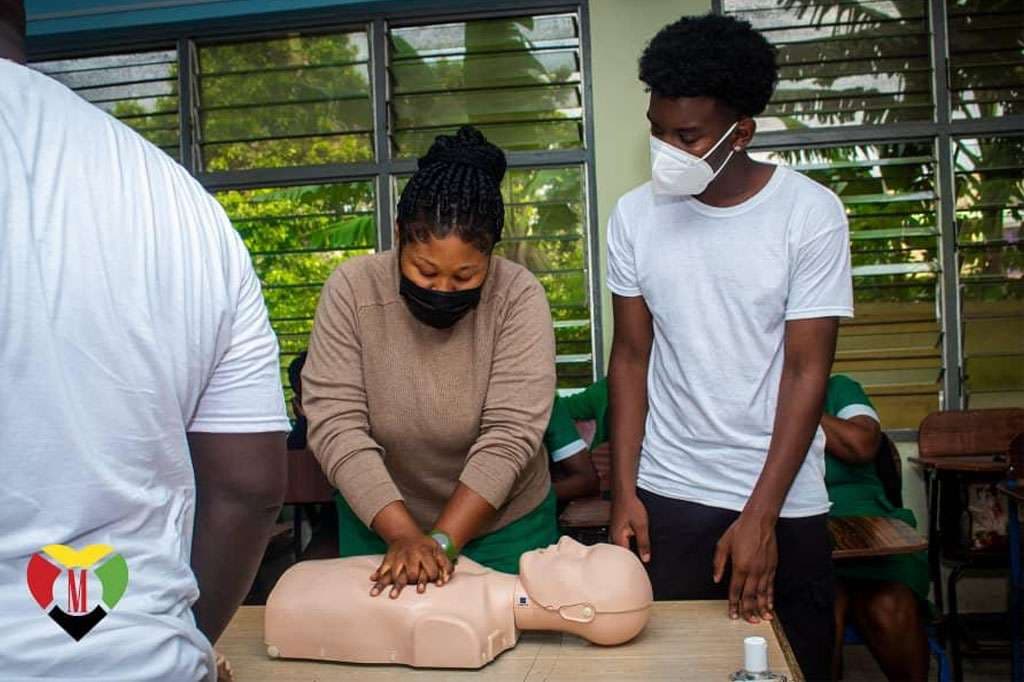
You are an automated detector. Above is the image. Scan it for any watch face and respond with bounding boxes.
[430,532,455,560]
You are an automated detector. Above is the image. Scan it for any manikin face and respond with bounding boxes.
[519,537,652,619]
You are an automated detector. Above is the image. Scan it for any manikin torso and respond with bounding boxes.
[265,537,653,669]
[266,555,519,668]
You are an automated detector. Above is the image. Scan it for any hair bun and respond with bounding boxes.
[418,125,507,185]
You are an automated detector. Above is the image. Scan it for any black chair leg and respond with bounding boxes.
[949,564,964,682]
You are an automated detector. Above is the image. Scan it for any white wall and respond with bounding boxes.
[588,0,711,360]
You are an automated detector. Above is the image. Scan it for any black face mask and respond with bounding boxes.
[399,274,482,329]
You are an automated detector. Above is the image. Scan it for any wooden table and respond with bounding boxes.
[908,455,1008,473]
[828,516,928,559]
[218,602,801,681]
[559,497,610,529]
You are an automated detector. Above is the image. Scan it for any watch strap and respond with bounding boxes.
[429,529,459,561]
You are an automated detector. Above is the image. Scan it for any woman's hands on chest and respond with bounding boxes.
[370,533,453,599]
[369,500,454,598]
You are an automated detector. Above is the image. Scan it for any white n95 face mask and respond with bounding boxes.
[650,121,739,196]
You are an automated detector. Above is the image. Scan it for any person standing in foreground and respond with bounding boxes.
[0,3,290,678]
[606,14,852,681]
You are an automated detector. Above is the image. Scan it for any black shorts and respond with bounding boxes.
[637,488,835,682]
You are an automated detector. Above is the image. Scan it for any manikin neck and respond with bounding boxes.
[511,578,575,632]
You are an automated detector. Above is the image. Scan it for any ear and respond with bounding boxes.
[558,603,596,623]
[732,116,757,152]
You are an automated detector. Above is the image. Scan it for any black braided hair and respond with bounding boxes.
[396,125,507,254]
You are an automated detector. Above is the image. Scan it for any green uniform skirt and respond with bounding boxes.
[334,488,559,575]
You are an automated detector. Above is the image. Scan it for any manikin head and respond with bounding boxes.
[518,537,653,645]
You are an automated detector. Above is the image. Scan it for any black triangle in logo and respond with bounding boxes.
[49,605,107,641]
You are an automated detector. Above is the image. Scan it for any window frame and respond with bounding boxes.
[715,0,1024,418]
[26,0,605,382]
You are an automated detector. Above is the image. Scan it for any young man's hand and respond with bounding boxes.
[712,511,777,623]
[610,494,651,562]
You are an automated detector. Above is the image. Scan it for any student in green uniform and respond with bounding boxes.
[823,374,929,682]
[543,379,609,511]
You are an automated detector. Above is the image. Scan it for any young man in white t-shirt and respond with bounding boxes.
[607,15,852,680]
[0,5,290,679]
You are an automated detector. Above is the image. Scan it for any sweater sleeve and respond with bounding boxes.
[302,269,402,526]
[459,276,557,509]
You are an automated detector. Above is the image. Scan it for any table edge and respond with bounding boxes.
[770,617,804,682]
[224,603,802,679]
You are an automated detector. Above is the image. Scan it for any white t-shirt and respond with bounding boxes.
[0,60,290,680]
[607,166,853,518]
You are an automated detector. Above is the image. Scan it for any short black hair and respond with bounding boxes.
[639,13,777,118]
[288,351,307,396]
[0,0,26,40]
[396,125,507,254]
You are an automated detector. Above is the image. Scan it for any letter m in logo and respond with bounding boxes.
[67,569,88,613]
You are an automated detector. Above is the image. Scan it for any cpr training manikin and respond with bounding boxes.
[264,536,654,669]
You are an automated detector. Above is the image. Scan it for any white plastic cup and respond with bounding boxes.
[744,636,768,673]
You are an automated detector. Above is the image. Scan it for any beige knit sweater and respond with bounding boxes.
[302,249,556,535]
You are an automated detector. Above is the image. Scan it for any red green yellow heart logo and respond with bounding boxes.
[26,544,129,641]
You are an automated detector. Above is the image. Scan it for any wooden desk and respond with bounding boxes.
[559,497,610,528]
[909,455,1008,473]
[561,502,927,561]
[828,516,927,560]
[912,450,1011,674]
[284,449,335,560]
[218,603,801,681]
[285,449,334,504]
